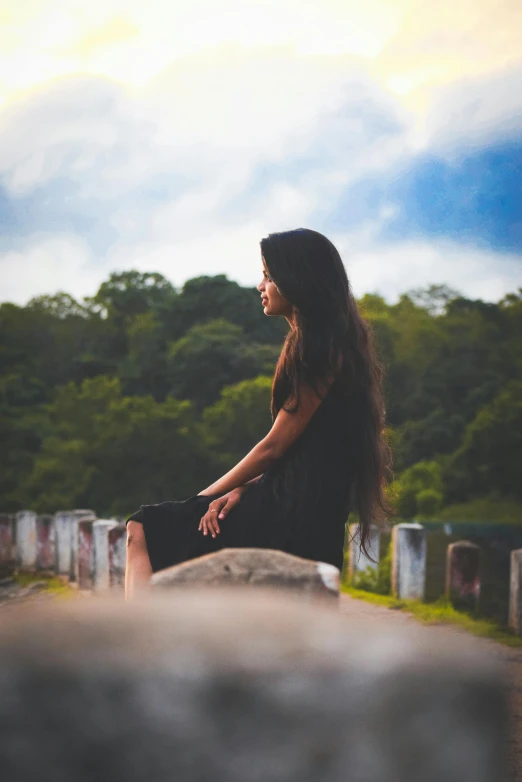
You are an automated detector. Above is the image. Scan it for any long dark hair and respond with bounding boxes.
[260,227,395,559]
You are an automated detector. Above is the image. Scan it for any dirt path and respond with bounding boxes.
[0,576,59,611]
[341,593,522,781]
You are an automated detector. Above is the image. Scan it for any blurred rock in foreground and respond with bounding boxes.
[0,589,507,782]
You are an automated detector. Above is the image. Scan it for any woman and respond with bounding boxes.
[125,228,393,599]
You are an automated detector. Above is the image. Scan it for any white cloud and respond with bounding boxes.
[422,65,522,151]
[0,0,407,104]
[0,33,520,308]
[0,51,408,269]
[0,45,406,198]
[2,225,519,307]
[376,0,522,105]
[335,234,522,303]
[0,77,156,196]
[0,235,100,303]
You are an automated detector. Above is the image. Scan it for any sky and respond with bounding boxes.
[0,0,521,305]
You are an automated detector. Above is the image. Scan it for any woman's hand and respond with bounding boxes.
[198,486,246,539]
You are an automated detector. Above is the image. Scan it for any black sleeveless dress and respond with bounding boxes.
[126,377,357,573]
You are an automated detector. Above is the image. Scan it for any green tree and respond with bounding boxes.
[118,312,167,398]
[392,410,465,473]
[175,275,287,344]
[0,373,51,511]
[444,380,522,502]
[201,376,273,469]
[20,377,213,517]
[88,271,177,321]
[167,319,279,409]
[406,283,462,316]
[392,459,444,519]
[386,293,447,424]
[1,273,521,519]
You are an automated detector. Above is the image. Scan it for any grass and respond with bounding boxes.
[342,585,522,648]
[14,570,76,599]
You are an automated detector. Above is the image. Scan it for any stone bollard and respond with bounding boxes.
[0,591,507,782]
[108,524,127,589]
[509,549,522,636]
[347,523,380,585]
[77,518,95,590]
[446,540,481,613]
[35,514,56,572]
[0,514,15,574]
[54,510,96,581]
[151,548,340,602]
[391,523,427,601]
[92,520,119,593]
[15,510,38,570]
[54,511,75,577]
[69,510,96,583]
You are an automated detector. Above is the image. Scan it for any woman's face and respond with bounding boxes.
[257,258,293,319]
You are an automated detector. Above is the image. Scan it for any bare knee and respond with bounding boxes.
[127,520,146,551]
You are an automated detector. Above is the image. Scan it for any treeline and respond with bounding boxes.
[1,271,521,521]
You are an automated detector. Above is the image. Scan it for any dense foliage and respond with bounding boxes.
[1,271,520,520]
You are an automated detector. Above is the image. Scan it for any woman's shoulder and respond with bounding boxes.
[295,376,348,439]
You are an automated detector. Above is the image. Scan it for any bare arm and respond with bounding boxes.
[243,474,264,489]
[198,375,334,497]
[197,440,277,497]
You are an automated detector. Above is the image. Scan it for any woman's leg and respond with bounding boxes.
[125,520,153,600]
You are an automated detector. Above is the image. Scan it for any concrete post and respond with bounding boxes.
[509,549,522,636]
[78,518,95,590]
[35,514,56,571]
[54,510,95,580]
[69,510,96,583]
[15,510,38,570]
[54,511,73,577]
[347,523,380,585]
[92,520,119,593]
[108,524,127,589]
[446,540,481,613]
[391,522,426,601]
[0,514,14,572]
